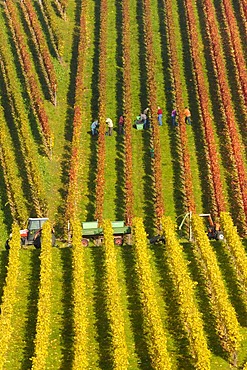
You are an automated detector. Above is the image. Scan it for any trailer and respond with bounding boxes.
[81,220,132,246]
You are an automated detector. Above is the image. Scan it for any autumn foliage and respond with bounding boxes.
[122,0,134,225]
[94,0,108,225]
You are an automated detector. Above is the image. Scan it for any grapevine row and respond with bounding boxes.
[5,0,53,156]
[183,0,226,217]
[221,0,247,109]
[243,1,247,20]
[0,30,47,216]
[0,102,28,224]
[239,1,247,36]
[66,0,88,223]
[20,0,57,105]
[122,0,134,225]
[163,0,196,214]
[202,0,247,222]
[53,0,68,20]
[220,212,247,311]
[132,217,172,369]
[192,214,241,366]
[94,0,108,225]
[31,221,52,370]
[102,220,129,368]
[197,0,246,229]
[161,216,210,369]
[37,0,64,60]
[0,224,20,370]
[71,219,89,369]
[142,0,165,221]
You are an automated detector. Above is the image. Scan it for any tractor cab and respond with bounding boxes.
[21,218,49,245]
[5,217,55,249]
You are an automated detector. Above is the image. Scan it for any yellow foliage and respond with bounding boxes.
[0,223,20,370]
[133,217,172,370]
[161,216,210,369]
[220,212,247,308]
[192,214,241,365]
[102,219,129,369]
[71,218,89,370]
[32,221,52,370]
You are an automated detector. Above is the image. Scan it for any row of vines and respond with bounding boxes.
[1,212,247,368]
[0,0,246,368]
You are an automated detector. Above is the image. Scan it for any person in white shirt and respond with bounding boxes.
[106,117,113,136]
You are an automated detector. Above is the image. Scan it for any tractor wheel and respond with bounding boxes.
[216,232,224,241]
[82,238,89,247]
[114,237,123,246]
[5,239,10,250]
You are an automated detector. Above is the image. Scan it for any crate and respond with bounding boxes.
[82,221,98,229]
[136,122,144,130]
[111,221,125,228]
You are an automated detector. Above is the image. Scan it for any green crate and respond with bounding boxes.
[82,221,98,229]
[136,123,144,130]
[111,221,125,228]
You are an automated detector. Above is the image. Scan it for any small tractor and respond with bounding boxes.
[81,220,132,246]
[5,217,55,249]
[178,212,224,241]
[203,214,224,241]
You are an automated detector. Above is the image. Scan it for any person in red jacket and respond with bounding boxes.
[157,106,163,126]
[118,115,124,134]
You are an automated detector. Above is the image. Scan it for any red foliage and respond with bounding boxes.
[94,0,108,225]
[202,0,247,220]
[222,0,247,109]
[142,0,165,222]
[5,0,53,154]
[184,0,227,217]
[163,0,196,214]
[122,0,134,226]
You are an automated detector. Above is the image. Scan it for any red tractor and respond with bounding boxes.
[5,218,55,249]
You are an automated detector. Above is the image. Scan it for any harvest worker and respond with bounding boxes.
[106,117,113,136]
[184,107,192,125]
[171,108,177,127]
[144,107,150,128]
[157,106,163,126]
[118,115,124,134]
[140,112,147,128]
[91,120,98,135]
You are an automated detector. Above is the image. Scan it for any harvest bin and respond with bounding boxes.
[136,122,144,130]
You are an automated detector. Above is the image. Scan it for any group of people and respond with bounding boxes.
[91,116,124,136]
[135,107,150,129]
[171,106,192,127]
[91,106,192,136]
[136,106,163,128]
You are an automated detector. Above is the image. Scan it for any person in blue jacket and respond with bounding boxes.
[91,120,98,135]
